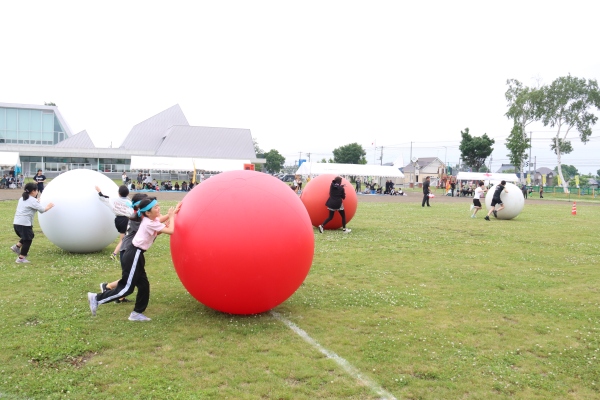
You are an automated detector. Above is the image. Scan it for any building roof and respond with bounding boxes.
[496,164,516,173]
[119,104,189,152]
[54,130,96,148]
[535,167,553,175]
[1,103,261,164]
[403,157,443,173]
[155,125,255,158]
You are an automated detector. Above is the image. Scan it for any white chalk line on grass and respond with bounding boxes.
[270,311,397,400]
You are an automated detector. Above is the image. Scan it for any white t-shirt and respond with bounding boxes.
[474,186,485,200]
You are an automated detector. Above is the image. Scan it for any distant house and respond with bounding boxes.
[495,164,517,173]
[588,178,598,189]
[495,165,556,185]
[402,157,445,183]
[534,167,554,185]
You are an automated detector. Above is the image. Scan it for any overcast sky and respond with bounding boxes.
[2,1,600,174]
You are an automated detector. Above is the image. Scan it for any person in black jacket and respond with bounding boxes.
[422,176,431,207]
[318,176,351,233]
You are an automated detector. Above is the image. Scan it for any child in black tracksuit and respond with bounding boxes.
[318,176,351,234]
[87,197,176,321]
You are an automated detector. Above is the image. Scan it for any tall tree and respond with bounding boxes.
[459,128,495,172]
[553,164,578,180]
[505,79,541,182]
[264,149,285,173]
[332,143,367,164]
[252,137,264,156]
[539,75,600,192]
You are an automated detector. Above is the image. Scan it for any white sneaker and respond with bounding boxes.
[343,228,352,233]
[87,292,98,316]
[318,225,324,234]
[129,311,151,321]
[15,257,30,264]
[471,214,475,218]
[10,244,21,255]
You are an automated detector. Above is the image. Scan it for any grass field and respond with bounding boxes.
[1,196,599,399]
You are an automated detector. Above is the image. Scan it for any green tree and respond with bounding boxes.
[252,137,264,157]
[576,174,590,187]
[505,79,541,181]
[332,143,367,164]
[459,128,495,172]
[597,169,600,178]
[554,164,579,181]
[264,149,285,173]
[505,124,529,179]
[539,75,600,192]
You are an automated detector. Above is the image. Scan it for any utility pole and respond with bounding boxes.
[380,146,384,166]
[443,146,447,173]
[409,142,413,183]
[528,131,532,179]
[307,153,311,162]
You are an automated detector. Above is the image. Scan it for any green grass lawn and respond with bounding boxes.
[1,197,599,399]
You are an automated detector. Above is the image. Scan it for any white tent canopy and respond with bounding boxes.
[296,162,404,178]
[0,151,20,167]
[456,172,520,182]
[130,156,250,172]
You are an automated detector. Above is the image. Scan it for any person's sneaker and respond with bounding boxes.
[493,210,498,218]
[100,282,109,293]
[471,215,475,218]
[484,216,490,221]
[15,256,30,264]
[343,228,352,233]
[318,225,324,234]
[10,244,21,255]
[110,253,117,261]
[129,311,151,321]
[87,293,98,316]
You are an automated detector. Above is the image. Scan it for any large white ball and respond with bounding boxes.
[39,169,120,253]
[484,182,525,220]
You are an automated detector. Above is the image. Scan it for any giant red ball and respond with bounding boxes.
[170,170,314,315]
[300,174,358,230]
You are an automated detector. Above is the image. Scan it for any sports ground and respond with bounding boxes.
[1,186,599,399]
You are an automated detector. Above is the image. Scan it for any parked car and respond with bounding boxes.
[280,174,295,182]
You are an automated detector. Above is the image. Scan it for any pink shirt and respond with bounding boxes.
[132,217,166,251]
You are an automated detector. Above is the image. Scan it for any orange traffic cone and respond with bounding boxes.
[571,202,577,215]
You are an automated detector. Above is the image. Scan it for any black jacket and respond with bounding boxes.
[325,181,346,209]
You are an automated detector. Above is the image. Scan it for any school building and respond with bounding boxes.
[0,102,262,179]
